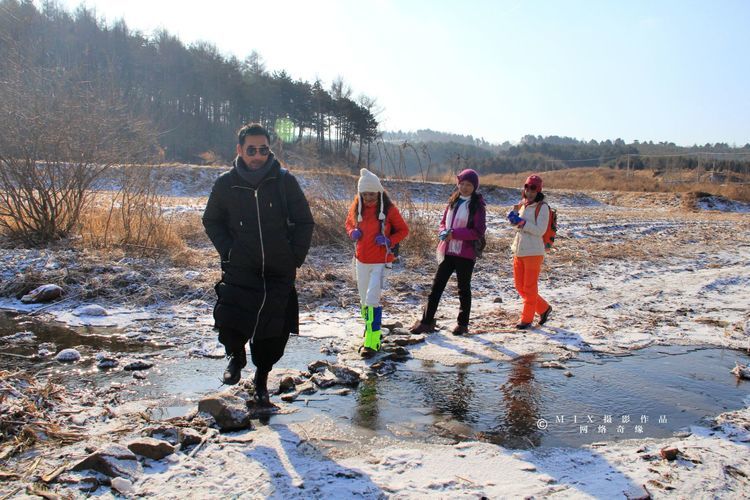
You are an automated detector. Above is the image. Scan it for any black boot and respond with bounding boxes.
[253,368,272,407]
[539,305,553,326]
[223,349,246,385]
[452,324,469,336]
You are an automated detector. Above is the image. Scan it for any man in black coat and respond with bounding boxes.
[203,123,314,406]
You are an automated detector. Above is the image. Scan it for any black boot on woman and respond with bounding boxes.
[223,348,246,385]
[253,368,272,407]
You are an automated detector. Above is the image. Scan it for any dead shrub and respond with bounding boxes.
[80,205,185,257]
[79,167,186,257]
[197,150,222,165]
[306,182,353,249]
[169,209,211,245]
[0,268,47,299]
[674,183,750,203]
[680,191,710,210]
[0,58,155,245]
[396,199,438,269]
[720,184,750,202]
[171,247,209,269]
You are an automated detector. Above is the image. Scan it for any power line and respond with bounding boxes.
[539,151,750,164]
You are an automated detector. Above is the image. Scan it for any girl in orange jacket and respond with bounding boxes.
[345,168,409,357]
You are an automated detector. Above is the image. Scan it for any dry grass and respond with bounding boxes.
[303,176,355,251]
[166,209,213,267]
[169,206,210,243]
[79,203,186,257]
[0,267,48,299]
[372,180,440,267]
[482,167,750,202]
[545,208,750,268]
[0,370,84,459]
[196,150,223,166]
[293,162,354,176]
[76,189,188,258]
[396,198,440,268]
[282,143,356,175]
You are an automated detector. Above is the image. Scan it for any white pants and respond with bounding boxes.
[356,261,390,307]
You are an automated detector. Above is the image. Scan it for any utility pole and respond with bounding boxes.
[627,154,631,178]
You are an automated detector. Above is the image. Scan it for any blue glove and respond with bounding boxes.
[507,211,522,225]
[375,234,390,247]
[438,229,450,241]
[350,228,362,241]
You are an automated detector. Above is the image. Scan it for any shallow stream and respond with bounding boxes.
[2,311,749,449]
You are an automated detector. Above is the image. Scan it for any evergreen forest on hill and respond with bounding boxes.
[0,0,378,164]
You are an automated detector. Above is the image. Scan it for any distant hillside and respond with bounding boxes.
[382,129,512,151]
[368,133,750,178]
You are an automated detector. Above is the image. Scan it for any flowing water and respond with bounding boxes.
[2,311,749,449]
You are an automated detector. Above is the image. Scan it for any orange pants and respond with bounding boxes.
[513,256,549,324]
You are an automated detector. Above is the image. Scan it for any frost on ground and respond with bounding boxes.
[1,176,749,498]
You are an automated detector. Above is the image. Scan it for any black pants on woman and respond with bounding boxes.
[421,254,476,327]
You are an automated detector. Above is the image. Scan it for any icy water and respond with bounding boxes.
[2,311,749,449]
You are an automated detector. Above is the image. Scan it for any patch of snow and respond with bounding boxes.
[695,196,750,212]
[1,330,35,342]
[55,307,154,327]
[72,304,109,316]
[189,341,226,359]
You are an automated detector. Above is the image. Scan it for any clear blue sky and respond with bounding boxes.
[52,0,750,146]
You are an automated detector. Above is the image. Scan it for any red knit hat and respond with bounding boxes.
[524,174,543,192]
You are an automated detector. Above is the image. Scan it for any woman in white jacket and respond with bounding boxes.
[508,174,553,329]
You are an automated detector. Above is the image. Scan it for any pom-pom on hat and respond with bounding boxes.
[456,169,479,191]
[524,174,543,192]
[357,168,386,222]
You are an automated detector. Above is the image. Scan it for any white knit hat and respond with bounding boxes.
[357,168,386,222]
[357,168,384,193]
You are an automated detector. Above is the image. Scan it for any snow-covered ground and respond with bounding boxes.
[1,172,749,498]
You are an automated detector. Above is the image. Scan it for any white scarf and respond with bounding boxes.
[445,196,471,255]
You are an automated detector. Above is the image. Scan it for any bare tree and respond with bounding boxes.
[0,55,155,245]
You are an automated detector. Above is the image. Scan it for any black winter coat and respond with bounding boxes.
[202,156,314,342]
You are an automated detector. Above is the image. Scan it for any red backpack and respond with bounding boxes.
[534,202,558,251]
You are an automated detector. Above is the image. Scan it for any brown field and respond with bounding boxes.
[479,167,750,202]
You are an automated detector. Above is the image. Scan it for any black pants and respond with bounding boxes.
[421,254,476,327]
[219,328,289,371]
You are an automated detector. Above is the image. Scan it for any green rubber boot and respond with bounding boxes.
[361,305,382,355]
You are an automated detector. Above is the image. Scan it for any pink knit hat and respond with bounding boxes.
[456,169,479,191]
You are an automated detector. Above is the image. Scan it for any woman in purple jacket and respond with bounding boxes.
[410,169,487,335]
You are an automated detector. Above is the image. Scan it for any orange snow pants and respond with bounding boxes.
[513,255,549,324]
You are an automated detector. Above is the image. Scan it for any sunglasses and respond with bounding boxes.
[245,146,270,156]
[524,184,538,190]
